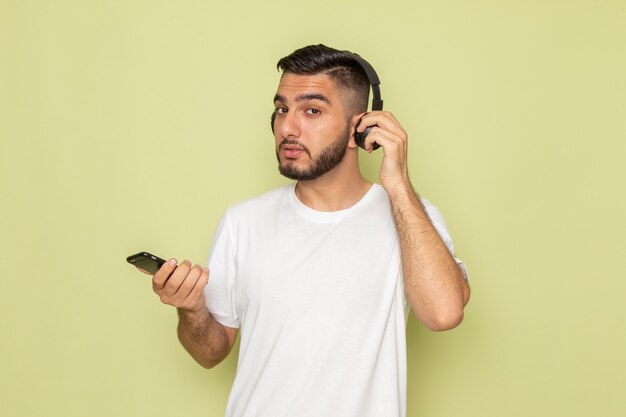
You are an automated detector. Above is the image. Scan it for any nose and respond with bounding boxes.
[277,111,300,138]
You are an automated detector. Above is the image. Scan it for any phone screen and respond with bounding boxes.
[126,252,166,275]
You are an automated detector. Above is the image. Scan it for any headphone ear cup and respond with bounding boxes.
[270,111,276,134]
[354,115,380,150]
[354,128,368,149]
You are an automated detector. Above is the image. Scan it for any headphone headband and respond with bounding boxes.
[348,53,384,111]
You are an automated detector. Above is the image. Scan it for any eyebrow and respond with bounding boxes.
[273,93,331,105]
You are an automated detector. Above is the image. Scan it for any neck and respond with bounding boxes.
[294,150,371,212]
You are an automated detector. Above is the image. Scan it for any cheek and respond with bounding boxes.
[310,118,344,137]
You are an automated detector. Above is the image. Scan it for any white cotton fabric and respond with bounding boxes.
[205,183,465,417]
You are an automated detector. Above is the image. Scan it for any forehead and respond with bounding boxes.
[275,73,339,102]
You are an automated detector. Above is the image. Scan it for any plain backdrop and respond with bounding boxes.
[1,1,625,416]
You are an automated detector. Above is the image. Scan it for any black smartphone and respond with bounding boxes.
[126,251,167,275]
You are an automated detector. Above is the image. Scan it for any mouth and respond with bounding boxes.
[279,140,310,159]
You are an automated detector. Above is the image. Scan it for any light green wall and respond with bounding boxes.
[2,1,624,416]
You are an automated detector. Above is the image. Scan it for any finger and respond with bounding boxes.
[152,258,178,290]
[181,267,209,311]
[175,263,203,301]
[363,127,404,153]
[157,259,191,296]
[372,113,406,138]
[357,111,406,138]
[356,112,392,146]
[382,110,401,125]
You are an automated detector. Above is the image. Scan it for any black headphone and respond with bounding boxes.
[271,52,383,150]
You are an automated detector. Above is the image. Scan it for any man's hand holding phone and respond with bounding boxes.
[150,259,209,313]
[127,253,236,367]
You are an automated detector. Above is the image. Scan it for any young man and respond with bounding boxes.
[150,44,470,417]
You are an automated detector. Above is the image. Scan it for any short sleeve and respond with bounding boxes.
[420,198,469,281]
[204,212,240,328]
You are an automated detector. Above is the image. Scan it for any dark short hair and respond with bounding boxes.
[277,44,370,115]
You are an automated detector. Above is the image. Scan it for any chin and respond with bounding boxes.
[279,164,316,181]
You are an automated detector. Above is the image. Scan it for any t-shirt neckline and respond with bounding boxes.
[288,182,380,223]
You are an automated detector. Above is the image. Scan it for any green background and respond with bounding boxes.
[2,1,625,416]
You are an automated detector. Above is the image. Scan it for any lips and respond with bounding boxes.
[282,148,305,159]
[280,141,310,159]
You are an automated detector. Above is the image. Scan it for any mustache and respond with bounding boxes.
[279,139,311,158]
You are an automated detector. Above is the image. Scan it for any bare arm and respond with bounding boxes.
[387,182,470,330]
[358,111,470,331]
[177,306,238,369]
[151,259,238,368]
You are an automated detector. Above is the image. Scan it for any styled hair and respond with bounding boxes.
[276,44,370,115]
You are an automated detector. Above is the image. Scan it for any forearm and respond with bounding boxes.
[177,307,234,369]
[387,181,469,331]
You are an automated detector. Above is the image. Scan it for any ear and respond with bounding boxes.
[348,112,366,149]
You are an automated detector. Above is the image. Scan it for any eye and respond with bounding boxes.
[275,107,287,115]
[306,108,321,115]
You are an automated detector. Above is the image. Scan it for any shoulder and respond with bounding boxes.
[225,183,294,220]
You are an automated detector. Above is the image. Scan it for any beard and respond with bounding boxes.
[276,126,351,181]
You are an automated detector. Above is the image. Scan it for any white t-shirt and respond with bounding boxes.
[205,183,464,417]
